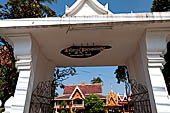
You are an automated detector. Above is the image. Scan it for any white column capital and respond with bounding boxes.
[146,29,170,54]
[145,29,169,68]
[5,33,32,59]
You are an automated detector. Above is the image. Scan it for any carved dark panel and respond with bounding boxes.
[29,81,55,113]
[130,80,152,113]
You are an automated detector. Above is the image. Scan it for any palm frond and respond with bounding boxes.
[0,5,3,8]
[39,3,56,17]
[37,0,57,4]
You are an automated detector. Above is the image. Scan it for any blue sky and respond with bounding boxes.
[57,66,126,96]
[0,0,153,15]
[47,0,153,16]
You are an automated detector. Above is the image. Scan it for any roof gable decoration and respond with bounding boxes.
[69,86,85,99]
[109,97,116,105]
[107,91,119,106]
[65,0,113,16]
[118,93,127,101]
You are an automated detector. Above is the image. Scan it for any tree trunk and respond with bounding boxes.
[1,100,5,108]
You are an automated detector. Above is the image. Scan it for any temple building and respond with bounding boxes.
[54,82,132,113]
[54,82,106,113]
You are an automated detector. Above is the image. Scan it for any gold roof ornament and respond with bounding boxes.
[81,80,85,86]
[106,91,119,106]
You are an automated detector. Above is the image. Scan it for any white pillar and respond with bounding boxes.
[145,30,170,113]
[4,33,55,113]
[127,29,170,113]
[6,34,33,113]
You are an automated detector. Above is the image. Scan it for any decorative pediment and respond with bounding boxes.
[109,97,116,106]
[69,86,85,99]
[65,0,112,16]
[107,91,119,106]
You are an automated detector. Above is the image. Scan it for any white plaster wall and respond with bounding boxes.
[23,38,38,113]
[126,58,136,80]
[23,36,55,113]
[127,42,147,85]
[139,37,158,113]
[31,39,55,89]
[127,37,157,113]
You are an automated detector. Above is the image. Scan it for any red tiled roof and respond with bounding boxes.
[63,83,102,95]
[118,101,128,105]
[54,95,71,100]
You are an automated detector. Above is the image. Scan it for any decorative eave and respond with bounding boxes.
[69,86,85,99]
[65,0,111,16]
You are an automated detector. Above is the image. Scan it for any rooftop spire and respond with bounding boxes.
[110,82,113,92]
[81,80,85,86]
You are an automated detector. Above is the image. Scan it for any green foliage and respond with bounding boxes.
[59,100,67,108]
[151,0,170,12]
[53,67,76,96]
[162,42,170,94]
[60,109,70,113]
[0,37,18,108]
[0,108,5,113]
[114,66,128,84]
[84,94,105,113]
[114,110,121,113]
[91,77,103,84]
[61,110,66,113]
[0,0,56,19]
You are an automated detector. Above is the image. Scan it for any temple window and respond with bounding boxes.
[73,98,83,105]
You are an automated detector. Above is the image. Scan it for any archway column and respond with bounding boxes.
[5,33,55,113]
[145,30,170,113]
[127,29,170,113]
[6,34,33,113]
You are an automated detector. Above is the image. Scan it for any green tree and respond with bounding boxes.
[84,94,105,113]
[151,0,170,12]
[59,100,69,113]
[151,0,170,95]
[0,0,56,19]
[53,67,77,96]
[162,42,170,94]
[91,77,103,84]
[59,100,67,108]
[114,66,128,84]
[0,37,18,108]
